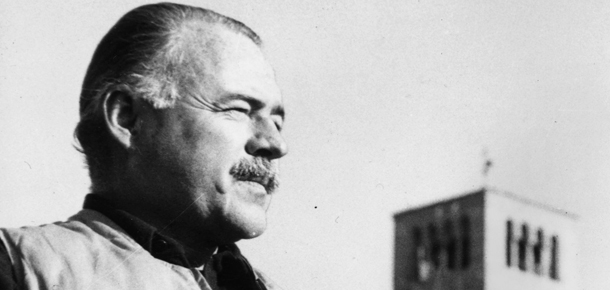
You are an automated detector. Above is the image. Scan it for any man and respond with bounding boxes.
[0,3,287,290]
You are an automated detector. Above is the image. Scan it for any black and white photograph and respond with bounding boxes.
[0,1,608,289]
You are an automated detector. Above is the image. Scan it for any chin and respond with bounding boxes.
[243,225,266,239]
[233,217,267,240]
[222,205,268,242]
[220,222,266,243]
[221,186,271,239]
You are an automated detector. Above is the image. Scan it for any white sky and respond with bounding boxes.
[1,1,609,289]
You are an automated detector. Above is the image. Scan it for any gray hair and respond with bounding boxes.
[75,2,261,188]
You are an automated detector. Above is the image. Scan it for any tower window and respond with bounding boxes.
[550,236,559,280]
[444,220,456,270]
[428,224,441,268]
[533,229,544,275]
[518,224,529,271]
[506,220,513,267]
[460,216,471,269]
[412,227,430,281]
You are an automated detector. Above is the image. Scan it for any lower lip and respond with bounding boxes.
[238,180,268,193]
[237,181,269,205]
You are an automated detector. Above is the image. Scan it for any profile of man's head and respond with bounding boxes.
[75,3,287,248]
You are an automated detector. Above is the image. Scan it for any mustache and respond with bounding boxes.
[229,158,280,193]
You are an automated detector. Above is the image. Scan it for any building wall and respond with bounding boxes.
[394,191,486,290]
[484,191,578,290]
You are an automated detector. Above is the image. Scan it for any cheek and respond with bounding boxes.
[197,119,252,154]
[178,120,251,175]
[149,111,254,177]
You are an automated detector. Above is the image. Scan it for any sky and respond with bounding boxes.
[1,1,609,289]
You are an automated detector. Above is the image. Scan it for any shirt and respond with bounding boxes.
[0,194,273,290]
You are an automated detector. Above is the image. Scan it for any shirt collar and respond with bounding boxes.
[82,194,267,290]
[83,194,205,268]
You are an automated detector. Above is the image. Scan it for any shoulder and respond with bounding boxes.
[0,214,111,288]
[0,209,138,256]
[254,267,285,290]
[0,210,176,289]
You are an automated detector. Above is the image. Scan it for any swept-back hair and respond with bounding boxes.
[75,2,261,188]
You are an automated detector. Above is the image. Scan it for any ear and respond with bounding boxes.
[103,90,139,149]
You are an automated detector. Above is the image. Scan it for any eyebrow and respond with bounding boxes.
[221,94,285,121]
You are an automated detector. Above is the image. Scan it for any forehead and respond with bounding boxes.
[182,25,281,104]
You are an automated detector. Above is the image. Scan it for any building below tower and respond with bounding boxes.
[393,188,578,290]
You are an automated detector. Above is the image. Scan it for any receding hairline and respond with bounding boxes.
[171,19,264,63]
[169,9,262,57]
[164,20,272,96]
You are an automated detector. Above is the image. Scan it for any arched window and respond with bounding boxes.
[460,216,471,269]
[550,236,559,280]
[506,220,513,267]
[412,227,430,281]
[518,223,529,271]
[428,224,441,268]
[444,220,457,270]
[533,229,544,275]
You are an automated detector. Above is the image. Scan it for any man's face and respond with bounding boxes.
[129,27,287,245]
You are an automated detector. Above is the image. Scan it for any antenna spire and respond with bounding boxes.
[482,148,493,187]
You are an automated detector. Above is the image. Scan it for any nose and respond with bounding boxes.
[246,118,288,159]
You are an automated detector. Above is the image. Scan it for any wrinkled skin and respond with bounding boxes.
[119,26,287,253]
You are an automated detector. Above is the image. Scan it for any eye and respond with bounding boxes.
[220,107,250,120]
[221,99,252,115]
[222,103,252,116]
[227,107,250,114]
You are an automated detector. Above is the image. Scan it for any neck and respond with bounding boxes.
[93,188,220,267]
